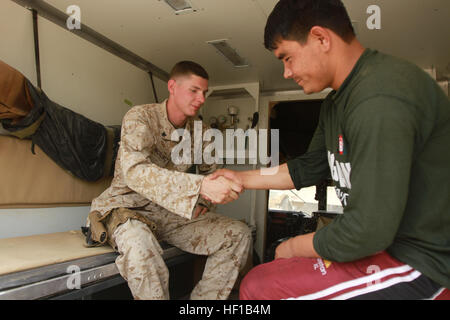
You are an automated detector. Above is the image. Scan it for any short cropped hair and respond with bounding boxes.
[169,61,209,80]
[264,0,355,50]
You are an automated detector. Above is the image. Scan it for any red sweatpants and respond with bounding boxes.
[239,251,449,300]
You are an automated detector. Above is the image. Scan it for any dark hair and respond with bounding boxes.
[169,60,209,80]
[264,0,355,50]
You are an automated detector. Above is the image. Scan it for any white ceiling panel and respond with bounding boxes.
[42,0,450,91]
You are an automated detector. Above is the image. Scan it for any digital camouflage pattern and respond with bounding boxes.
[91,100,214,219]
[113,210,251,300]
[90,100,251,299]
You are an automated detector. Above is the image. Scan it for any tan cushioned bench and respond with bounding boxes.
[0,230,114,276]
[0,135,190,299]
[0,135,114,276]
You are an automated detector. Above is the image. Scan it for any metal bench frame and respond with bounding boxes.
[0,243,192,300]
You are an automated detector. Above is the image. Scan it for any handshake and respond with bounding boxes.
[199,169,244,205]
[195,165,286,218]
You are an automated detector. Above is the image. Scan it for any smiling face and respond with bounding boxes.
[273,34,333,94]
[167,74,209,123]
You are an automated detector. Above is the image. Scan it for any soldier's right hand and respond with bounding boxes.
[200,175,243,204]
[207,168,243,187]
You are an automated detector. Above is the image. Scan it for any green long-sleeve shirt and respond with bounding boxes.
[287,49,450,288]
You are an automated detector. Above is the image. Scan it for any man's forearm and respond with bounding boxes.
[275,232,320,259]
[238,163,295,190]
[290,233,320,258]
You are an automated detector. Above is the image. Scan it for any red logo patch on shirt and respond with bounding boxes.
[338,135,344,155]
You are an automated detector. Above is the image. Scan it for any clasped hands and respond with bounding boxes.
[199,169,243,205]
[193,169,242,219]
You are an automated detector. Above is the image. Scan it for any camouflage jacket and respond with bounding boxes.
[90,100,216,219]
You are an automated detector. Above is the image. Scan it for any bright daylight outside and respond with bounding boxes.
[268,186,343,217]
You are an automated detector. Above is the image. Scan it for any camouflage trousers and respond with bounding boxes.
[111,209,252,300]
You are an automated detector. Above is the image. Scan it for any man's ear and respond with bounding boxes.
[309,26,331,52]
[168,79,176,95]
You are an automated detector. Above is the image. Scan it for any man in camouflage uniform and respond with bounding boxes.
[89,61,251,300]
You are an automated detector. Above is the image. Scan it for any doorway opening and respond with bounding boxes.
[265,99,342,261]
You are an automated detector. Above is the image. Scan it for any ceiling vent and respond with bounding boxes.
[163,0,197,15]
[207,39,249,68]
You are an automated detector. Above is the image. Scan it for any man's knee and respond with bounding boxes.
[232,220,252,240]
[239,259,303,300]
[114,219,162,256]
[226,220,252,253]
[239,264,270,300]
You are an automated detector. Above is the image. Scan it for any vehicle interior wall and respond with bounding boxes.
[0,1,169,238]
[0,0,335,259]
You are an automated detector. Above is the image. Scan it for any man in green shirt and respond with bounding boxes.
[207,0,450,299]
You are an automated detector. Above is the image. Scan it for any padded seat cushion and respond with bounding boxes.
[0,230,114,276]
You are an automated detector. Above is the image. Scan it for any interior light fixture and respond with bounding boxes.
[207,39,249,68]
[163,0,197,15]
